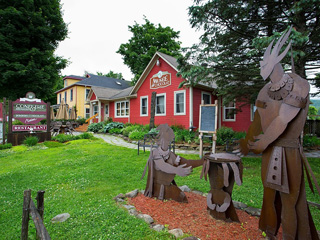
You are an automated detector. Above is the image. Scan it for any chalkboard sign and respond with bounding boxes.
[199,104,217,133]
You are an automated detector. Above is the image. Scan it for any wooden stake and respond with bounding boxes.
[21,189,31,240]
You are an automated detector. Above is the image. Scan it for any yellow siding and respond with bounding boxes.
[66,79,80,86]
[56,85,91,119]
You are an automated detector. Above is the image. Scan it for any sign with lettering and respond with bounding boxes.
[150,71,171,89]
[12,125,47,132]
[12,92,47,125]
[199,104,217,133]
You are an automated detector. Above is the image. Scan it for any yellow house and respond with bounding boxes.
[55,74,131,119]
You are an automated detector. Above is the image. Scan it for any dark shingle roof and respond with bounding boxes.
[75,74,131,90]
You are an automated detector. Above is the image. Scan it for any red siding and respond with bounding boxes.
[220,99,252,132]
[129,58,190,129]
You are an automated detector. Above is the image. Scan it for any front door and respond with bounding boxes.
[104,104,109,120]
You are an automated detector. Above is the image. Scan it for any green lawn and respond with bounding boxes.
[0,139,319,239]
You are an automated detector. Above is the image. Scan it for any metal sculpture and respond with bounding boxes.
[239,27,319,239]
[141,124,204,202]
[201,152,242,222]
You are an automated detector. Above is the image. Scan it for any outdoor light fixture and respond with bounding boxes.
[156,59,160,66]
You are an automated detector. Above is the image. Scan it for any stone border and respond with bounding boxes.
[114,186,261,239]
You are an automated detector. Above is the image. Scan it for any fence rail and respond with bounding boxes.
[21,189,50,240]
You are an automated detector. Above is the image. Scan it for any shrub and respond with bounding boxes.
[77,118,87,125]
[122,124,142,137]
[12,119,24,125]
[104,122,124,133]
[234,131,246,139]
[23,136,39,146]
[103,117,113,124]
[87,122,104,133]
[129,130,148,140]
[303,135,320,147]
[78,132,94,139]
[52,134,79,143]
[216,127,235,145]
[148,128,159,135]
[0,143,12,150]
[109,128,122,134]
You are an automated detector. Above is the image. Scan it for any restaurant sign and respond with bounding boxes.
[12,92,47,125]
[12,125,47,132]
[150,71,171,89]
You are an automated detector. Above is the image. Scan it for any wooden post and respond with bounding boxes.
[2,98,6,144]
[46,103,51,139]
[8,100,12,135]
[29,199,51,240]
[149,92,156,130]
[21,189,31,240]
[199,132,203,158]
[36,191,45,219]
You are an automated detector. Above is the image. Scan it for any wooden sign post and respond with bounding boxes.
[199,100,218,157]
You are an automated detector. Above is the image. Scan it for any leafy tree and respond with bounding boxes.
[96,71,124,80]
[117,17,182,85]
[308,105,319,120]
[0,0,68,101]
[178,0,320,108]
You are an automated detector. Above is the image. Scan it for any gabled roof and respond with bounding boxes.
[56,74,131,93]
[130,52,179,95]
[87,86,135,102]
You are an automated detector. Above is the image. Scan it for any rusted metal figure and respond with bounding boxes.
[240,27,319,239]
[201,153,243,222]
[141,124,203,202]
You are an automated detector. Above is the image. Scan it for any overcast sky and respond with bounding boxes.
[55,0,202,80]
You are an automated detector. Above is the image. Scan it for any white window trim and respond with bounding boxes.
[201,91,211,104]
[251,104,256,121]
[223,100,236,122]
[140,95,148,117]
[174,90,186,115]
[155,93,166,116]
[114,100,129,118]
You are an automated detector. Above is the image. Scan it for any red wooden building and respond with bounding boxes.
[86,52,253,132]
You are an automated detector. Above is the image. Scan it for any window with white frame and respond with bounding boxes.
[85,108,90,119]
[201,92,211,104]
[59,93,61,103]
[156,93,166,116]
[140,96,148,116]
[64,91,67,102]
[115,100,129,117]
[174,90,186,115]
[93,105,99,116]
[223,100,236,121]
[251,104,257,121]
[70,89,73,101]
[85,89,90,99]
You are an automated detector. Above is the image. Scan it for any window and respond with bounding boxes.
[85,108,90,119]
[202,92,211,104]
[93,105,99,116]
[70,89,73,101]
[140,96,148,116]
[174,90,186,115]
[251,104,257,121]
[64,79,67,87]
[85,89,90,99]
[115,100,129,117]
[223,100,236,121]
[59,94,61,104]
[105,104,109,115]
[156,93,166,116]
[64,91,67,102]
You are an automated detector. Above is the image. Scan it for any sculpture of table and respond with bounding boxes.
[201,152,243,222]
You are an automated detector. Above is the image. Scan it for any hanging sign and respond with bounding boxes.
[150,71,171,89]
[12,92,47,124]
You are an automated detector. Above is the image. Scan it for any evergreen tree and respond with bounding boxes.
[0,0,68,101]
[178,0,320,107]
[117,17,181,85]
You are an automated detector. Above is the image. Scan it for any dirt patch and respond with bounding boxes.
[128,192,283,239]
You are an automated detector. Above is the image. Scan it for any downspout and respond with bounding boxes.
[189,86,193,128]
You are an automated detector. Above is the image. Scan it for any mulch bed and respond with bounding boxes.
[129,192,283,240]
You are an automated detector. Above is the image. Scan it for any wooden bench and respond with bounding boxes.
[137,133,175,155]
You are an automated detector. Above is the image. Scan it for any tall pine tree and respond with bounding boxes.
[178,0,320,106]
[0,0,68,101]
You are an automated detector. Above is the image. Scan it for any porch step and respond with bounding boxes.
[76,123,89,132]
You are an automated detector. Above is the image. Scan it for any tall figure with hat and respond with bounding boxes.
[240,27,319,239]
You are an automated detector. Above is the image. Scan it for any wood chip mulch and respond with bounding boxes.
[128,192,283,240]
